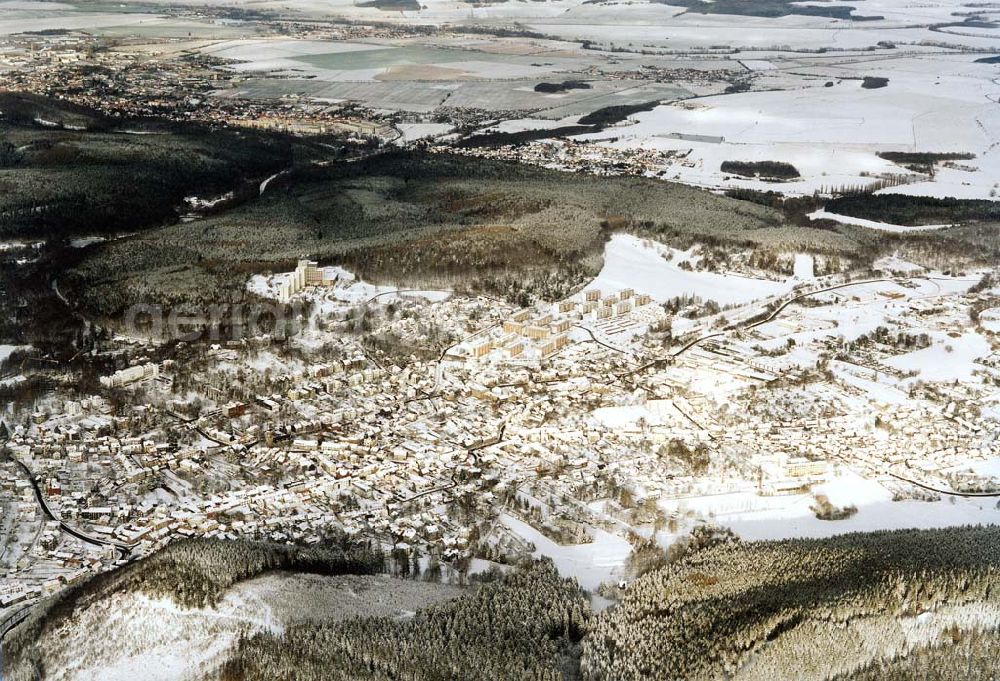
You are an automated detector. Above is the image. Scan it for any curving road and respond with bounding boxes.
[0,602,33,641]
[674,277,897,358]
[618,274,959,379]
[886,471,1000,498]
[10,457,133,560]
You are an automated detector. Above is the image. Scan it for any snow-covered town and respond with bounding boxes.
[3,232,999,624]
[2,0,1000,673]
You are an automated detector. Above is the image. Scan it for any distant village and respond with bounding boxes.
[0,22,412,135]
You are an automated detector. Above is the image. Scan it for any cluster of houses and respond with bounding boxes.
[0,27,401,133]
[5,254,1000,623]
[462,288,656,361]
[443,139,694,180]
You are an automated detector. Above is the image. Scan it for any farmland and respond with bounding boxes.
[9,0,996,202]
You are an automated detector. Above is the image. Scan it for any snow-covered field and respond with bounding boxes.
[808,209,954,233]
[35,573,465,681]
[886,332,992,384]
[201,37,577,82]
[650,464,1000,546]
[0,344,28,363]
[202,38,390,81]
[159,0,1000,201]
[0,9,162,35]
[16,1,1000,205]
[500,513,631,591]
[588,233,798,305]
[722,480,1000,542]
[395,122,453,143]
[575,54,1000,199]
[205,38,384,65]
[980,308,1000,333]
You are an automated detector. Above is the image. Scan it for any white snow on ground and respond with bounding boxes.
[591,404,658,429]
[666,467,1000,543]
[41,573,465,681]
[808,209,953,233]
[0,1,75,9]
[756,284,895,349]
[728,493,1000,541]
[201,36,568,82]
[590,400,691,429]
[166,0,996,37]
[0,12,182,36]
[259,169,288,195]
[0,344,28,363]
[202,38,385,71]
[183,191,234,210]
[553,50,1000,200]
[485,115,582,134]
[528,12,1000,52]
[753,275,979,355]
[969,457,1000,478]
[793,253,814,280]
[829,360,910,405]
[813,470,891,509]
[500,513,631,591]
[572,90,906,195]
[979,308,1000,333]
[873,254,925,274]
[885,332,991,383]
[250,0,632,24]
[49,590,273,681]
[0,240,42,252]
[589,233,795,305]
[68,236,108,248]
[395,122,453,142]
